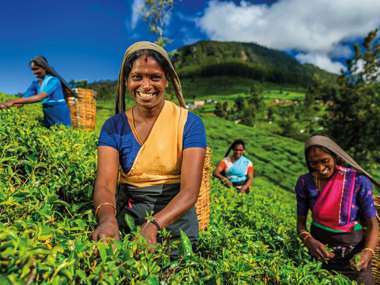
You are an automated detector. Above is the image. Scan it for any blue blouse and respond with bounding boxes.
[98,111,207,173]
[295,172,377,221]
[23,75,66,106]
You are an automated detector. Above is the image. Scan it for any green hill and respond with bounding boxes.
[172,40,336,87]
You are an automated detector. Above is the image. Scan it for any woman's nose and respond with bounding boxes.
[140,77,152,89]
[317,164,325,172]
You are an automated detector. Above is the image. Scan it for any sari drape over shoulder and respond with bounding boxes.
[119,100,188,187]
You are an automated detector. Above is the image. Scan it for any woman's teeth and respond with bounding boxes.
[321,169,329,175]
[137,92,156,98]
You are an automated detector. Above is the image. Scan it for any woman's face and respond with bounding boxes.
[307,146,336,179]
[30,62,46,79]
[127,55,168,110]
[232,144,245,159]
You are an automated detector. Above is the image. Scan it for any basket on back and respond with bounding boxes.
[195,146,212,231]
[67,88,96,131]
[372,196,380,282]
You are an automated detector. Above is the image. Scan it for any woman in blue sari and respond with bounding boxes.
[214,139,254,193]
[0,56,71,127]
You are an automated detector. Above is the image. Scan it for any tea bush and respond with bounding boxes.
[0,95,351,284]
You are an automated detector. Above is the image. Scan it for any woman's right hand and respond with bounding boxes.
[222,177,233,187]
[304,237,335,261]
[91,220,120,241]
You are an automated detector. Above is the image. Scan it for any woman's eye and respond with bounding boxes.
[130,75,142,80]
[151,75,162,81]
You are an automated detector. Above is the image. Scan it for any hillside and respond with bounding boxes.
[171,40,336,86]
[0,95,352,284]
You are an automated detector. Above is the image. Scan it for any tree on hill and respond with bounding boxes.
[322,29,380,164]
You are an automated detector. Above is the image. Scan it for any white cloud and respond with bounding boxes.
[131,0,145,30]
[198,0,380,71]
[296,53,345,74]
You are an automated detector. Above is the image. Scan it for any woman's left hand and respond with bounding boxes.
[239,185,249,193]
[3,100,16,108]
[141,222,158,244]
[350,250,372,271]
[0,101,13,109]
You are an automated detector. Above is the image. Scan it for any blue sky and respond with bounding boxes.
[1,0,379,94]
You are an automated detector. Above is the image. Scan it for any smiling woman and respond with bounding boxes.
[213,139,254,193]
[296,135,379,284]
[0,56,72,128]
[91,41,206,252]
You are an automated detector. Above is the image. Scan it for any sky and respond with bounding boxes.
[1,0,380,94]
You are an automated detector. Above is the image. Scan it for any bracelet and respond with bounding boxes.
[149,219,162,231]
[298,231,312,241]
[362,247,375,256]
[303,234,313,241]
[95,202,116,217]
[298,230,309,236]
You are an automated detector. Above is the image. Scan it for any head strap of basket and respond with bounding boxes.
[115,41,186,114]
[305,135,380,188]
[30,55,74,98]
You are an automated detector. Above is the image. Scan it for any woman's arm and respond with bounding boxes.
[353,216,378,270]
[213,160,233,187]
[240,167,254,193]
[141,147,205,243]
[352,176,379,269]
[364,216,379,250]
[297,215,308,234]
[0,93,48,108]
[91,146,120,241]
[297,215,335,260]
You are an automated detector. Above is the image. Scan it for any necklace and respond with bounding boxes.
[313,174,321,191]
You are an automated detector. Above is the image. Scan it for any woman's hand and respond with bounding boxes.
[239,185,249,193]
[350,250,373,271]
[141,222,158,244]
[222,178,233,187]
[304,237,335,261]
[0,100,15,109]
[92,220,120,241]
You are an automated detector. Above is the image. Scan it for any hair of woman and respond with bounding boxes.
[225,139,245,158]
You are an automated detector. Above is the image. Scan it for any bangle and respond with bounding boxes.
[362,248,375,256]
[298,230,310,238]
[149,219,162,231]
[95,202,116,217]
[299,231,312,241]
[303,234,313,241]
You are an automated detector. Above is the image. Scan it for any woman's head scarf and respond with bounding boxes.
[115,41,186,114]
[30,56,73,98]
[305,135,380,188]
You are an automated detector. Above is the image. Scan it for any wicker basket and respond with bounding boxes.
[67,88,96,131]
[372,196,380,282]
[195,147,211,231]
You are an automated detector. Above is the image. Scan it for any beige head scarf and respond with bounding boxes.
[305,135,380,188]
[115,41,186,113]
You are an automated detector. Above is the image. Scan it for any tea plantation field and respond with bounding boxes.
[0,94,352,284]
